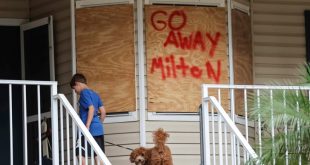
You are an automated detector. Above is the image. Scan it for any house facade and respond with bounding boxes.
[0,0,309,164]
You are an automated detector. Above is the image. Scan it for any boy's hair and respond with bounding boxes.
[70,73,87,88]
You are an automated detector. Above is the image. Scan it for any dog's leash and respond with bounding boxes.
[105,141,134,151]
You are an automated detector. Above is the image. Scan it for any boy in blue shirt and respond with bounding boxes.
[70,73,106,165]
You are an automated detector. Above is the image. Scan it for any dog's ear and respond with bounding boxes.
[130,150,136,163]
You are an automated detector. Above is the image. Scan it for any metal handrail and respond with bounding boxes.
[54,94,112,165]
[201,84,310,90]
[208,96,258,158]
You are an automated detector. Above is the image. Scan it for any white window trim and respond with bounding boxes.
[144,0,225,7]
[148,112,200,121]
[76,0,134,9]
[73,0,138,123]
[104,111,138,123]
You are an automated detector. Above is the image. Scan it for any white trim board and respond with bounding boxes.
[148,112,199,121]
[76,0,134,9]
[0,18,28,26]
[147,112,255,127]
[145,0,225,7]
[27,112,51,123]
[105,111,138,123]
[20,17,49,31]
[232,1,250,15]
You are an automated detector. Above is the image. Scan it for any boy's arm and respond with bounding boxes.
[86,105,95,129]
[99,106,106,122]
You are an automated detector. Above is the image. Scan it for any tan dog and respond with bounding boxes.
[130,128,173,165]
[130,147,150,165]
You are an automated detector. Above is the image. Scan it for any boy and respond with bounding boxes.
[70,73,106,165]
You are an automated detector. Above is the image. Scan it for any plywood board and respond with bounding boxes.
[232,10,253,115]
[146,5,228,112]
[76,5,135,113]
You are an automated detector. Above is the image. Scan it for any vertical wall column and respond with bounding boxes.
[137,0,146,146]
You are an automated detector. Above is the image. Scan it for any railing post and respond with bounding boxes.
[51,83,59,165]
[201,85,211,165]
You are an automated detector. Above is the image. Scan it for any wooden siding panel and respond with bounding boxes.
[253,0,310,84]
[106,144,138,157]
[0,0,29,18]
[254,45,305,57]
[146,132,201,143]
[146,121,200,132]
[30,1,69,19]
[105,122,139,134]
[253,24,304,36]
[255,66,300,75]
[254,56,305,65]
[253,3,309,14]
[106,133,139,145]
[253,14,304,25]
[254,35,305,46]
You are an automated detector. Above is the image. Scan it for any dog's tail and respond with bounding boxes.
[153,128,169,146]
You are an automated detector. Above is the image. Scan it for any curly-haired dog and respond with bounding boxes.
[130,128,173,165]
[130,147,150,165]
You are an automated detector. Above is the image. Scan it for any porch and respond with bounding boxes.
[2,79,309,165]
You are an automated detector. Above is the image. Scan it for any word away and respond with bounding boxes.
[151,55,221,83]
[164,31,221,57]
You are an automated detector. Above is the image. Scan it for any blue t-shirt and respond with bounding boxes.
[79,88,104,136]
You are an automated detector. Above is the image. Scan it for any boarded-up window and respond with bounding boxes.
[232,9,253,115]
[146,6,228,112]
[76,5,135,113]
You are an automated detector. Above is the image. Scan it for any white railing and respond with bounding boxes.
[0,79,58,165]
[200,96,258,165]
[0,79,110,165]
[54,94,111,165]
[201,84,310,165]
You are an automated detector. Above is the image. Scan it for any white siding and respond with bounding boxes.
[146,121,201,164]
[105,122,140,164]
[252,0,310,84]
[0,0,29,18]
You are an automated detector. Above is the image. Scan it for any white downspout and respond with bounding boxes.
[70,1,78,165]
[70,0,77,107]
[227,0,236,164]
[228,0,234,85]
[137,0,146,147]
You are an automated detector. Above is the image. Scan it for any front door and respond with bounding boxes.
[0,16,54,165]
[20,16,54,164]
[0,22,23,165]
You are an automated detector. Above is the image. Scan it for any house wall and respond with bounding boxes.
[252,0,310,84]
[29,0,72,96]
[102,1,252,165]
[0,0,29,18]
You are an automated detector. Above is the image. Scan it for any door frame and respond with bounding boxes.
[0,18,28,26]
[20,16,55,81]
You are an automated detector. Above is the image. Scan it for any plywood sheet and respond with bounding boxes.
[232,10,253,115]
[146,5,228,112]
[76,5,135,113]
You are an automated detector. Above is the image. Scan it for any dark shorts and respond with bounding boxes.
[76,135,105,157]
